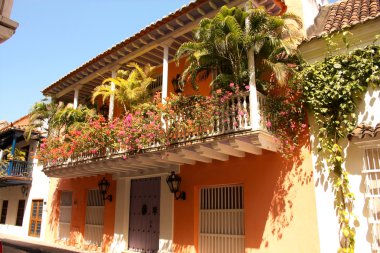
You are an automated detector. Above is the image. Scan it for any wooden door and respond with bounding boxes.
[29,199,43,237]
[128,177,160,253]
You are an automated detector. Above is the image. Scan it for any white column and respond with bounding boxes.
[73,87,79,109]
[161,44,169,104]
[108,70,117,121]
[0,149,3,162]
[245,3,261,130]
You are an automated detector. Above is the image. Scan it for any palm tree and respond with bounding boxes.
[176,6,248,90]
[175,5,302,90]
[25,98,96,140]
[246,6,302,86]
[92,62,156,113]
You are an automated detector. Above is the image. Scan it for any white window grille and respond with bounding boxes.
[84,189,104,247]
[199,185,245,253]
[363,147,380,252]
[58,191,72,242]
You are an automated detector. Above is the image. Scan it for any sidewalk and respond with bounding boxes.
[0,233,98,253]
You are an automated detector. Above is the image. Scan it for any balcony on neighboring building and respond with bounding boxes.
[0,0,19,43]
[0,125,37,187]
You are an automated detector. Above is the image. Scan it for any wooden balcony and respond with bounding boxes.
[43,91,278,179]
[0,160,33,187]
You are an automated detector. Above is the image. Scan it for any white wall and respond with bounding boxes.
[111,174,174,253]
[0,140,50,240]
[310,87,380,252]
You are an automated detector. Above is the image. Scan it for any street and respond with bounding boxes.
[1,239,84,253]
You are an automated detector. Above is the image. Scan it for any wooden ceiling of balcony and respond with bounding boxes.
[43,0,286,104]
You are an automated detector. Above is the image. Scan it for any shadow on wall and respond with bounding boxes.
[172,244,196,253]
[262,135,313,248]
[48,179,62,242]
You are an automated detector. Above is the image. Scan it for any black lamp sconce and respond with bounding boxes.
[166,171,186,200]
[98,177,112,202]
[171,74,184,94]
[21,185,29,197]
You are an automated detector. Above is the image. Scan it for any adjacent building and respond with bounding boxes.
[0,116,50,240]
[0,0,18,43]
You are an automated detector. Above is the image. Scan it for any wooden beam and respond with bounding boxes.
[195,145,229,161]
[186,13,195,21]
[177,148,212,163]
[197,7,205,16]
[213,142,245,158]
[231,139,262,155]
[176,19,184,27]
[164,151,196,165]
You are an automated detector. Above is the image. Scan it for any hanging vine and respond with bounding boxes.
[300,41,380,252]
[263,34,380,252]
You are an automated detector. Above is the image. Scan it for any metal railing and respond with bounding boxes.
[0,160,33,178]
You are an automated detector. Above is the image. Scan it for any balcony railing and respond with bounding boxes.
[44,91,269,169]
[0,160,33,178]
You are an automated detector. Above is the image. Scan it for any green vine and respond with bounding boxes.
[300,40,380,252]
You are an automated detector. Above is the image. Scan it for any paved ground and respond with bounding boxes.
[0,234,97,253]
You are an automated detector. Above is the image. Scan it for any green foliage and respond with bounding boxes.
[92,62,156,113]
[26,98,97,140]
[301,42,380,252]
[175,6,302,91]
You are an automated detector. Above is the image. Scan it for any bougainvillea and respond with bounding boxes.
[39,87,249,165]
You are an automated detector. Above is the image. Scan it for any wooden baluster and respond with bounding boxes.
[226,100,231,131]
[243,94,248,128]
[231,97,237,130]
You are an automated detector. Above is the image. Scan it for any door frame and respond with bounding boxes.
[28,199,44,237]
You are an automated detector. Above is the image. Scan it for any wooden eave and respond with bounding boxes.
[42,0,286,103]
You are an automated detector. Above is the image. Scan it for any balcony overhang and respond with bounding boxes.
[42,0,286,103]
[0,176,32,188]
[43,130,278,179]
[0,15,18,43]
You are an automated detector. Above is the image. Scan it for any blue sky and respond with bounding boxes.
[0,0,189,123]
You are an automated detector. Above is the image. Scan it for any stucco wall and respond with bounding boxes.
[46,174,116,252]
[172,148,320,253]
[309,86,380,252]
[0,140,49,239]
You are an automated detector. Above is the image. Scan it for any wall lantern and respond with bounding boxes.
[98,177,112,202]
[166,171,186,200]
[21,185,29,197]
[171,74,184,94]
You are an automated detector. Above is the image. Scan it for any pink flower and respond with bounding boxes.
[229,83,234,87]
[301,123,307,129]
[266,121,272,128]
[245,85,250,90]
[216,89,222,94]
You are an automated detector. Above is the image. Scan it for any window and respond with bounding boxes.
[84,189,104,247]
[199,185,245,253]
[15,200,26,226]
[363,147,380,251]
[28,200,43,237]
[0,200,8,224]
[58,191,72,241]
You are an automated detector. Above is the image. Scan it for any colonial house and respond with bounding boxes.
[0,0,18,43]
[0,116,50,240]
[39,0,328,253]
[298,0,380,252]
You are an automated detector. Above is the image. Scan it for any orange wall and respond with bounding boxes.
[46,174,116,252]
[173,147,320,253]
